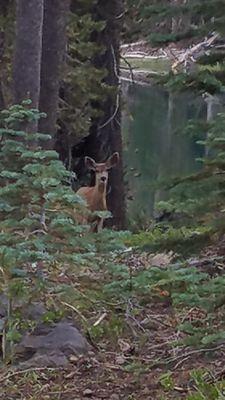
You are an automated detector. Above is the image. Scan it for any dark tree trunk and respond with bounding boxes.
[0,2,11,110]
[13,0,44,114]
[38,0,70,146]
[0,31,5,110]
[74,0,126,229]
[0,81,5,110]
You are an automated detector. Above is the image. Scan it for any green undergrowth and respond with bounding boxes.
[51,243,225,351]
[157,369,225,399]
[125,225,212,256]
[120,56,171,74]
[0,102,129,361]
[1,105,225,400]
[186,370,225,400]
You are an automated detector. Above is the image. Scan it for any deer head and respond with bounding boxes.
[85,152,119,189]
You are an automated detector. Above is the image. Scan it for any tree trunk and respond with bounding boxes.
[0,2,11,110]
[74,0,126,229]
[38,0,70,146]
[0,81,5,110]
[0,31,5,110]
[171,0,189,34]
[13,0,44,115]
[204,94,222,157]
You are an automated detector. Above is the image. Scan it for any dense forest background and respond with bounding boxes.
[0,0,125,229]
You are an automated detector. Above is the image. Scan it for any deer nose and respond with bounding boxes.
[100,176,107,182]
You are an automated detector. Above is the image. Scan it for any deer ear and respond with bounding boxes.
[85,156,96,171]
[106,152,119,170]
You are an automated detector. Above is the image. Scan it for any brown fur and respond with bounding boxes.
[76,153,119,232]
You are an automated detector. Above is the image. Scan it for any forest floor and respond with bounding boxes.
[1,241,225,400]
[120,38,191,82]
[1,305,224,400]
[120,35,221,81]
[121,38,188,59]
[121,36,208,61]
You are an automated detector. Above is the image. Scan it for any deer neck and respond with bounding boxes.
[96,182,106,195]
[91,182,107,210]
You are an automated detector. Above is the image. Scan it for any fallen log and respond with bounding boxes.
[172,32,220,73]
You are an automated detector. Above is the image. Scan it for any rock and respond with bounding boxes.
[83,389,93,396]
[0,317,5,333]
[0,294,8,317]
[25,303,47,321]
[115,355,126,365]
[20,349,68,368]
[19,321,89,355]
[0,297,46,335]
[0,296,46,322]
[16,321,89,367]
[110,394,120,400]
[142,387,151,395]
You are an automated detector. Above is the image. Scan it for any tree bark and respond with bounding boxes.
[0,2,11,110]
[204,94,222,157]
[13,0,44,113]
[38,0,70,146]
[74,0,126,229]
[0,30,5,110]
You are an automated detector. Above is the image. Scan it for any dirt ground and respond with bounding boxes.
[1,246,225,400]
[1,301,224,400]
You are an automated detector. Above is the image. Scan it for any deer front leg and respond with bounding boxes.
[90,217,103,233]
[96,218,104,232]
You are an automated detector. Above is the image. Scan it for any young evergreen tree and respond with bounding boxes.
[0,101,127,359]
[0,101,89,357]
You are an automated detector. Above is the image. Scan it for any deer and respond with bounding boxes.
[76,152,119,232]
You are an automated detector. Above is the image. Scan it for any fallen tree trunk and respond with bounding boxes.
[171,32,220,73]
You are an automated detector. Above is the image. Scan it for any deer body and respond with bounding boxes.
[76,153,119,232]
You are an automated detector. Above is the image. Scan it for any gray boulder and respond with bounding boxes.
[16,321,90,367]
[19,349,69,368]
